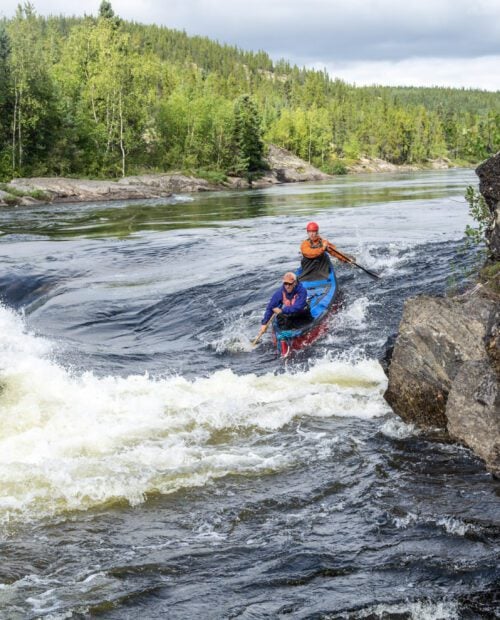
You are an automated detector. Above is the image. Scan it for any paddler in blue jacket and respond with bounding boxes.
[256,272,311,339]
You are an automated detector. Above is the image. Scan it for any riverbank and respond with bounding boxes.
[0,145,459,207]
[384,151,500,477]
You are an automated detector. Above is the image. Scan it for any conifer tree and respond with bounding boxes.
[0,24,12,177]
[99,1,114,20]
[232,94,265,177]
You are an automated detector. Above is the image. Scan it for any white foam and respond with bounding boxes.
[354,600,460,619]
[392,511,477,538]
[354,243,414,277]
[436,517,476,537]
[206,312,257,353]
[393,512,419,529]
[0,305,389,524]
[380,418,419,439]
[172,194,195,202]
[331,297,371,334]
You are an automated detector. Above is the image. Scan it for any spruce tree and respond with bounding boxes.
[0,25,11,179]
[99,1,115,19]
[232,94,265,178]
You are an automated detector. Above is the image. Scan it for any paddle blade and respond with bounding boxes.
[353,262,381,279]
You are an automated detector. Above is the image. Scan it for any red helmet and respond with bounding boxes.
[306,221,319,232]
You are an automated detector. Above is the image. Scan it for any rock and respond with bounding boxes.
[446,360,500,477]
[224,176,250,189]
[383,151,500,477]
[379,333,397,375]
[266,144,332,182]
[8,174,215,203]
[429,157,452,170]
[486,307,500,377]
[476,151,500,260]
[0,189,17,206]
[18,196,44,206]
[347,157,419,174]
[384,295,496,429]
[250,172,280,188]
[124,174,213,193]
[6,145,331,204]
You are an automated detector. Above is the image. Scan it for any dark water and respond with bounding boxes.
[0,169,499,619]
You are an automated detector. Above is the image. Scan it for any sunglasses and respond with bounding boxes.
[283,281,295,286]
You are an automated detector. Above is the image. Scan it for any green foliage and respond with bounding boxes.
[480,261,500,295]
[232,94,265,177]
[326,160,348,175]
[464,185,494,249]
[99,1,115,19]
[0,182,49,200]
[0,7,499,180]
[196,169,227,184]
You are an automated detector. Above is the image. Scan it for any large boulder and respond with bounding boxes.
[476,151,500,260]
[266,144,332,183]
[384,151,500,476]
[384,295,495,429]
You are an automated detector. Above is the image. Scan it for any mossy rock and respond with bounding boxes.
[480,261,500,295]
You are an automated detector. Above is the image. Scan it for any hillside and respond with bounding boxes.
[0,3,499,181]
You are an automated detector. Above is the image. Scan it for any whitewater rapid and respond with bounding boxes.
[0,304,389,526]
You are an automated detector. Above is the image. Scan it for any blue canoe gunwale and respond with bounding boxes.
[272,257,339,356]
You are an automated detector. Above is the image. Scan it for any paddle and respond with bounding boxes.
[251,314,275,346]
[327,244,381,279]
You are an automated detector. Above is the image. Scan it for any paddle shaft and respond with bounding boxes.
[252,314,275,345]
[327,244,381,279]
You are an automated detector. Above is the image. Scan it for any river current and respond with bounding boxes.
[0,169,499,619]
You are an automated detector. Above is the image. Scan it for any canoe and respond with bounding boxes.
[272,256,339,357]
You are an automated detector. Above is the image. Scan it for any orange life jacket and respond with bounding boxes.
[301,236,327,259]
[301,237,349,262]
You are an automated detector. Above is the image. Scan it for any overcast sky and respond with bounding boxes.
[2,0,500,91]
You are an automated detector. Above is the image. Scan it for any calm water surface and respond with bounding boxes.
[0,169,499,619]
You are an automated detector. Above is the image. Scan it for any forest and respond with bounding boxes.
[0,1,499,181]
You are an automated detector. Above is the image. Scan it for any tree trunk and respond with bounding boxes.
[18,91,22,169]
[12,86,18,170]
[119,90,125,177]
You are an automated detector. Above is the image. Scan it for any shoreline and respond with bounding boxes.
[0,148,464,207]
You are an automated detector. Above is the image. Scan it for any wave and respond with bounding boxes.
[350,600,460,619]
[0,304,389,524]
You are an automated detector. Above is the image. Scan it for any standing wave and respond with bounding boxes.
[0,304,389,524]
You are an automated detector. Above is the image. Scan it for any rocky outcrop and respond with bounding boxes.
[384,295,495,428]
[345,156,452,174]
[223,145,331,190]
[446,359,499,477]
[0,145,331,205]
[265,144,332,183]
[347,157,419,174]
[476,152,500,260]
[6,174,215,204]
[384,293,499,475]
[384,151,500,477]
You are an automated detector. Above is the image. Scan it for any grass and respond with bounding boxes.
[480,260,500,296]
[0,182,50,202]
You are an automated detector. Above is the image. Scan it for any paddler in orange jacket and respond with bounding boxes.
[300,221,354,281]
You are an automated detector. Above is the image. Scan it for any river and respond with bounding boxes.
[0,169,499,619]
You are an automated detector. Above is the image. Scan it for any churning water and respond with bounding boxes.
[0,169,499,618]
